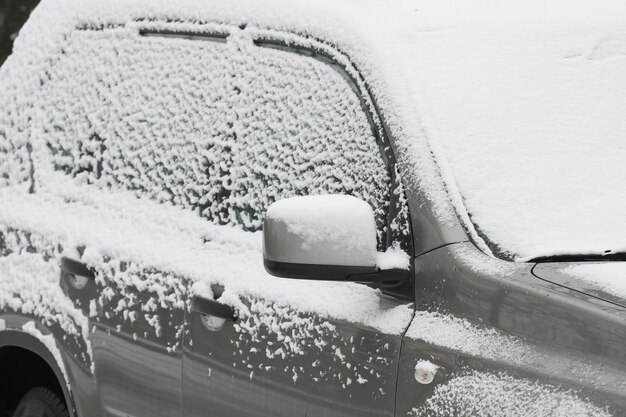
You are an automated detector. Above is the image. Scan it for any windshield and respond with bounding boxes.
[409,9,626,261]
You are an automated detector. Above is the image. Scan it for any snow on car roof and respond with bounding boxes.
[6,0,625,261]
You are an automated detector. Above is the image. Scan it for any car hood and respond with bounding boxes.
[533,262,626,308]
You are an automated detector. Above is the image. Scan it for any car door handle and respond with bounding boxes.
[61,257,96,280]
[191,295,237,322]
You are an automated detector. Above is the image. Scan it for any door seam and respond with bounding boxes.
[392,304,416,417]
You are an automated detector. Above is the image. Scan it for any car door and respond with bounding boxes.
[181,29,415,417]
[62,253,185,417]
[184,292,410,417]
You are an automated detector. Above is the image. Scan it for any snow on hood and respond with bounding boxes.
[566,263,626,300]
[534,262,626,306]
[409,1,626,260]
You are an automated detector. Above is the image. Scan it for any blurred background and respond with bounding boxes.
[0,0,40,67]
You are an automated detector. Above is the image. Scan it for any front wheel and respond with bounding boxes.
[12,388,68,417]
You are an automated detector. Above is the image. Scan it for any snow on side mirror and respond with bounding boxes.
[263,195,406,282]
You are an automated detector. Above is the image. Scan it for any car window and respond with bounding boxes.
[36,27,407,247]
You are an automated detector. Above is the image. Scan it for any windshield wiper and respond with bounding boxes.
[531,252,626,263]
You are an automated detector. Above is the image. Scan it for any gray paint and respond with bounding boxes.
[60,264,184,417]
[183,294,403,417]
[399,242,626,414]
[403,184,468,257]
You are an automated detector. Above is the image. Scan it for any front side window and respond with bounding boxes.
[36,25,408,247]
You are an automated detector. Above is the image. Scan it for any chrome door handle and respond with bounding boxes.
[61,257,96,280]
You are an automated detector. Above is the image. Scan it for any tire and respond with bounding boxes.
[12,388,68,417]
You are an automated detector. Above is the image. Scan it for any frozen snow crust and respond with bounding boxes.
[32,23,391,237]
[3,0,438,257]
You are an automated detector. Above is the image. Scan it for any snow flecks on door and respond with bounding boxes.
[230,297,395,395]
[0,226,93,370]
[89,257,187,354]
[0,223,189,370]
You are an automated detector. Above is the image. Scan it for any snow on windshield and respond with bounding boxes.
[405,1,626,260]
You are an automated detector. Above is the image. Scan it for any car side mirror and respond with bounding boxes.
[263,195,407,283]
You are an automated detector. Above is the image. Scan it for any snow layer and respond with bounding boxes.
[406,311,528,363]
[2,0,625,261]
[0,230,92,365]
[0,0,421,361]
[566,263,626,300]
[414,359,439,375]
[0,176,413,336]
[412,370,611,417]
[376,245,411,270]
[266,195,377,266]
[404,1,626,259]
[26,21,392,239]
[406,310,622,415]
[454,244,520,277]
[2,0,443,256]
[0,0,622,409]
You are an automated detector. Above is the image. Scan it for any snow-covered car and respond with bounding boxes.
[0,0,625,416]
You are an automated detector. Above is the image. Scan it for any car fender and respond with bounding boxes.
[0,328,77,417]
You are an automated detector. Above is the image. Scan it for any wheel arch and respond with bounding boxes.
[0,330,76,417]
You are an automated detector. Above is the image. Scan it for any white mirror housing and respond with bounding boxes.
[263,194,379,280]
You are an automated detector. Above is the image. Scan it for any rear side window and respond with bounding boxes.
[37,26,402,244]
